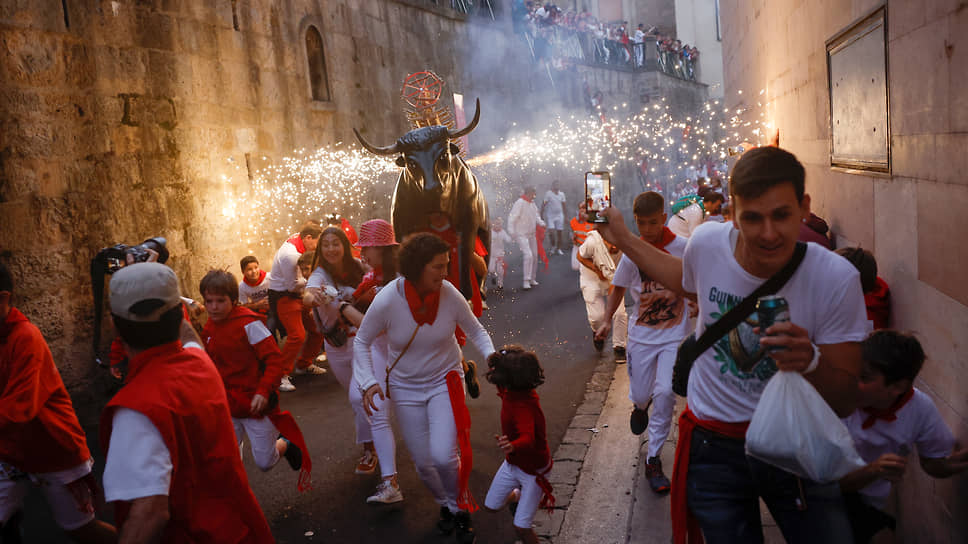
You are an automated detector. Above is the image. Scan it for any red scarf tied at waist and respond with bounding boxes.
[861,388,914,429]
[243,269,267,287]
[404,280,440,326]
[446,370,478,512]
[671,405,750,544]
[287,234,306,254]
[268,410,313,491]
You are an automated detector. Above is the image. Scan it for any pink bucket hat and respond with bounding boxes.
[356,219,398,247]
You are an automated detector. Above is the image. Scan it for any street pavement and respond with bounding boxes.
[18,248,620,543]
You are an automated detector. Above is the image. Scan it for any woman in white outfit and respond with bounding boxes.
[302,226,378,475]
[355,233,495,544]
[337,220,404,504]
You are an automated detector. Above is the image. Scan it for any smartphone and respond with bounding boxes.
[585,171,611,223]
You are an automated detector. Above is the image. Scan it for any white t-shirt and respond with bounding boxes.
[612,235,691,346]
[103,408,173,502]
[578,230,616,288]
[490,228,513,258]
[542,190,567,221]
[508,198,544,237]
[667,202,704,238]
[268,239,303,292]
[843,388,955,508]
[238,272,271,305]
[682,221,869,422]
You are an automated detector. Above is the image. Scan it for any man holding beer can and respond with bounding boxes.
[594,146,870,544]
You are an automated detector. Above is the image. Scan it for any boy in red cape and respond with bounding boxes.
[101,262,274,543]
[199,270,312,490]
[0,263,115,543]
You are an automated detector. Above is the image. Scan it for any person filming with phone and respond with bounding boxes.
[594,146,870,543]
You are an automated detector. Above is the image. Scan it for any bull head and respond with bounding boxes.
[353,98,480,191]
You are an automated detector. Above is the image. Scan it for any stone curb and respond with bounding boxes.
[532,358,618,542]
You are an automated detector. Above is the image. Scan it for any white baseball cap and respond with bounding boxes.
[109,263,182,322]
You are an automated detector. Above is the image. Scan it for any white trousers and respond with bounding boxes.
[391,380,460,512]
[326,337,373,445]
[358,336,397,478]
[484,460,549,529]
[627,342,677,458]
[580,281,628,348]
[0,460,95,530]
[515,234,538,283]
[232,416,280,471]
[488,255,507,288]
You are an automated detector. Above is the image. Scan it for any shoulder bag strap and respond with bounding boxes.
[384,324,420,399]
[693,241,807,355]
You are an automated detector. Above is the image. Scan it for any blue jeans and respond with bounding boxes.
[685,426,854,544]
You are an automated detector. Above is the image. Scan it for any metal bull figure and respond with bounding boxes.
[353,99,490,301]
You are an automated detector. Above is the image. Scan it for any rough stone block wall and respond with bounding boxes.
[0,0,554,423]
[721,0,967,541]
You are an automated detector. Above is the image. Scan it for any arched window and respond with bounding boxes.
[305,26,330,102]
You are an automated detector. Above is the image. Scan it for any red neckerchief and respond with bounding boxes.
[521,193,533,203]
[672,405,750,544]
[404,280,440,326]
[287,234,306,254]
[0,308,28,343]
[352,267,382,300]
[243,269,266,287]
[644,226,677,254]
[861,388,914,429]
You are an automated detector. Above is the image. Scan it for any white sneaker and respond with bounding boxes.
[279,376,296,392]
[530,279,539,286]
[315,352,328,364]
[522,282,532,290]
[294,364,327,375]
[366,480,404,504]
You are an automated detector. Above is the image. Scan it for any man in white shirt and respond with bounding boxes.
[596,146,869,543]
[267,222,322,391]
[633,23,646,67]
[577,229,628,355]
[541,180,567,255]
[507,186,546,290]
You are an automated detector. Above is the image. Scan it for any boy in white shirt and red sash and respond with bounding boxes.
[596,147,870,543]
[840,330,968,543]
[596,191,690,494]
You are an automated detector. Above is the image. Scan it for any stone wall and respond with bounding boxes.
[0,0,552,421]
[720,0,967,541]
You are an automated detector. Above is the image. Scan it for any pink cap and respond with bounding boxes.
[356,219,398,247]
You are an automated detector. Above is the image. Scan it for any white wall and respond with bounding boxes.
[675,0,724,97]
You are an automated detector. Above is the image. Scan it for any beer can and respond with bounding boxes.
[756,295,790,352]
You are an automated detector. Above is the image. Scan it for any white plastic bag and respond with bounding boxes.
[745,370,865,483]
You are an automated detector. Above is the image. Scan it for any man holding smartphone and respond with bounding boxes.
[595,147,869,543]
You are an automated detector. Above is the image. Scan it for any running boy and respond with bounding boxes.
[200,270,312,489]
[596,191,690,494]
[483,346,554,544]
[488,218,513,290]
[840,330,968,543]
[238,256,271,316]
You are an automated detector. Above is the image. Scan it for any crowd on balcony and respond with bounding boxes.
[512,2,700,80]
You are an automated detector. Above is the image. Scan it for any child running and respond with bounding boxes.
[199,270,312,489]
[840,330,968,543]
[483,346,554,544]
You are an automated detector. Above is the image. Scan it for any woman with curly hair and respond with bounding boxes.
[354,232,495,544]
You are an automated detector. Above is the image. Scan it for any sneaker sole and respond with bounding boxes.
[366,494,404,505]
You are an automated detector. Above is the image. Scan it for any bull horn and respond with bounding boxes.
[447,98,480,139]
[353,128,399,156]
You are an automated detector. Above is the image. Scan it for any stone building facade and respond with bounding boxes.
[0,0,709,420]
[721,0,967,541]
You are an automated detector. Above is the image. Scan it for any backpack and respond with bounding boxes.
[670,194,703,216]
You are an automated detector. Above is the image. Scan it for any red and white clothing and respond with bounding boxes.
[682,222,870,423]
[509,196,546,286]
[269,236,305,293]
[270,235,310,375]
[613,228,689,458]
[542,189,567,230]
[0,308,95,529]
[489,228,513,288]
[484,388,553,529]
[307,265,371,445]
[570,216,595,271]
[578,230,628,349]
[202,306,311,474]
[101,341,273,542]
[238,270,270,308]
[865,276,891,330]
[843,388,955,509]
[354,278,494,512]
